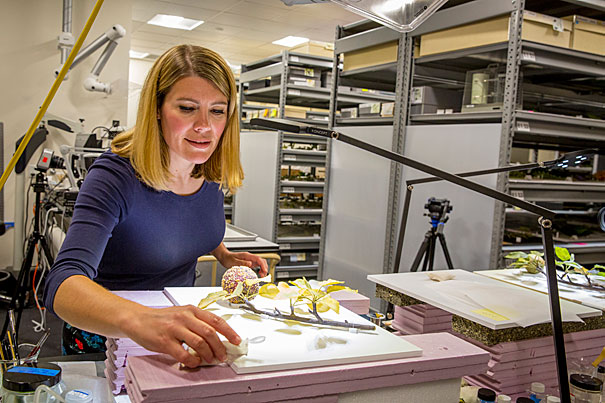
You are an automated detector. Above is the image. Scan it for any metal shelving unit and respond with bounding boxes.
[237,50,393,281]
[406,1,605,268]
[509,179,605,203]
[320,0,605,310]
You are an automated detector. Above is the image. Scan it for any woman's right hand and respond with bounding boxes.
[124,305,241,368]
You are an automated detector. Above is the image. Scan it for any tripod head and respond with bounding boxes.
[424,197,452,227]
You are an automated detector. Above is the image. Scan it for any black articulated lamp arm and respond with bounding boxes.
[251,117,572,401]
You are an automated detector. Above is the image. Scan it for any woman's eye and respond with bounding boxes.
[179,105,195,112]
[212,109,226,115]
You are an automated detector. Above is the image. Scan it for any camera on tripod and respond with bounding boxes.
[424,197,453,222]
[410,197,455,272]
[36,148,65,172]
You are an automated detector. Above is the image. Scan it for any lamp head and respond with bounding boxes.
[329,0,448,32]
[281,0,448,32]
[546,149,598,169]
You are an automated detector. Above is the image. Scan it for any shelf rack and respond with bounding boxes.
[321,0,605,311]
[236,50,395,280]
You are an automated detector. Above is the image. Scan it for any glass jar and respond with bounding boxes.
[569,374,603,403]
[596,364,605,400]
[478,387,496,403]
[1,362,65,403]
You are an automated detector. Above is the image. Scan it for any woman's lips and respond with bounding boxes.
[186,138,211,149]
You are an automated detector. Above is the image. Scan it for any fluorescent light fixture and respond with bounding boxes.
[129,50,150,59]
[329,0,448,32]
[147,14,203,30]
[272,36,309,47]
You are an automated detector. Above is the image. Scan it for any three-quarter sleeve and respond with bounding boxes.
[42,153,134,314]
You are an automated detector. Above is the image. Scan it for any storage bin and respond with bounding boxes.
[419,11,572,57]
[289,41,334,58]
[342,41,398,72]
[565,15,605,56]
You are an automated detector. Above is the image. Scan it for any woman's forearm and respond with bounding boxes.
[53,275,148,338]
[53,274,242,368]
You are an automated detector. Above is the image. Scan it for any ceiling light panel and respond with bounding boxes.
[272,36,309,47]
[147,14,204,30]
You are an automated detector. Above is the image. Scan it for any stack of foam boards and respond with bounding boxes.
[461,328,605,398]
[105,337,157,395]
[330,290,370,315]
[392,304,452,335]
[105,291,172,395]
[124,333,489,403]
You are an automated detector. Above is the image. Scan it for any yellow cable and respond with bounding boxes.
[6,331,16,361]
[592,346,605,368]
[0,0,105,192]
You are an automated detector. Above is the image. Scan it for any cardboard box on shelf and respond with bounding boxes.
[565,15,605,56]
[289,66,321,79]
[358,102,381,116]
[289,41,334,58]
[410,86,461,115]
[290,78,320,88]
[340,107,358,119]
[342,41,398,72]
[270,75,321,88]
[381,102,394,117]
[284,105,310,119]
[419,11,572,57]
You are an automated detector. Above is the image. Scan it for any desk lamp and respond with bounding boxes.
[282,0,448,32]
[251,117,573,402]
[394,148,599,274]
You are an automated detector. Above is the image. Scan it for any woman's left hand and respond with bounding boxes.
[218,251,268,277]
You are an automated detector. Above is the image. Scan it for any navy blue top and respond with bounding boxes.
[43,151,225,314]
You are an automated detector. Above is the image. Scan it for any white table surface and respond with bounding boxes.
[475,268,605,312]
[368,269,601,330]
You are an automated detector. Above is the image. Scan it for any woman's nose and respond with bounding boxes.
[193,111,210,132]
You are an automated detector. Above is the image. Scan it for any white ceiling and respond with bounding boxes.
[131,0,363,67]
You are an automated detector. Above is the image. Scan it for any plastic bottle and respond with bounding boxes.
[64,389,93,403]
[497,395,512,403]
[478,388,497,403]
[529,382,546,402]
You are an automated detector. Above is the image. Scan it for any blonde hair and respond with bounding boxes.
[112,45,243,193]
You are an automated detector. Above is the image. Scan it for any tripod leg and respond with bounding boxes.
[427,233,437,272]
[2,235,36,341]
[39,236,55,268]
[410,231,432,272]
[437,233,455,270]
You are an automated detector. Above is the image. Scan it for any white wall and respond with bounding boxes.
[127,58,154,127]
[0,0,132,269]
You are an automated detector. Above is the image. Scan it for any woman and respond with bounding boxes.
[43,44,268,368]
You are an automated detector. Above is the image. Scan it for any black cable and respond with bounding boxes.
[22,174,35,255]
[91,125,111,139]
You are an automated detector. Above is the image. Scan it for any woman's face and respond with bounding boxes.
[159,76,228,171]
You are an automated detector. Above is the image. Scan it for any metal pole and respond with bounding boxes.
[541,219,570,402]
[61,0,73,64]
